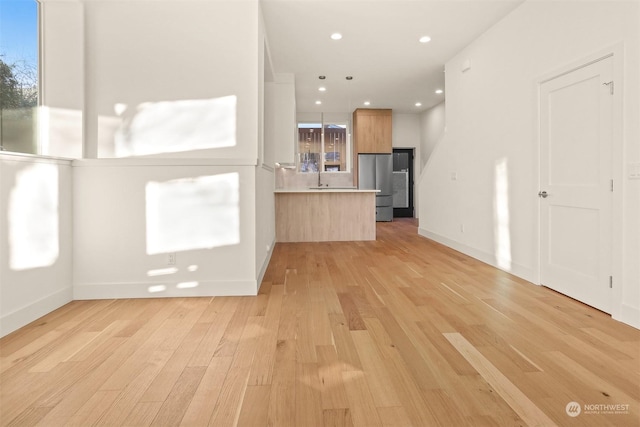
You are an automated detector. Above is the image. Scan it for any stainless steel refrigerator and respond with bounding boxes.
[358,154,393,221]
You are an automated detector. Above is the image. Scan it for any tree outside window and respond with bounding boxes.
[0,0,39,154]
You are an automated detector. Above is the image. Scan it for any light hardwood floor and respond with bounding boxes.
[1,219,638,426]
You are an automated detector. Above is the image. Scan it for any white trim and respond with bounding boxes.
[609,44,625,323]
[0,152,73,165]
[256,236,276,292]
[538,53,614,85]
[72,157,258,167]
[615,304,640,330]
[37,0,45,108]
[0,287,73,338]
[73,279,258,300]
[418,227,535,283]
[535,43,623,84]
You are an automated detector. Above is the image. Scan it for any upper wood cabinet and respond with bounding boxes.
[352,108,392,154]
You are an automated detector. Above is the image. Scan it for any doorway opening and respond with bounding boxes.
[392,148,414,218]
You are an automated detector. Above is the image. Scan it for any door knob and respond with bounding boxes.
[538,191,548,198]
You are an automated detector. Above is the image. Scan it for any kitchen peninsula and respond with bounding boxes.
[274,188,378,242]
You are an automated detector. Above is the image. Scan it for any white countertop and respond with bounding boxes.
[275,187,379,193]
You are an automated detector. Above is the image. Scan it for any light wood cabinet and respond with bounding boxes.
[353,108,392,153]
[275,191,376,242]
[352,108,392,186]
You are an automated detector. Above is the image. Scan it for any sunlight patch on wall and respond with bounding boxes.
[115,96,237,157]
[177,281,199,289]
[147,267,178,277]
[38,107,84,158]
[8,163,59,271]
[493,158,512,271]
[148,285,167,293]
[146,172,240,255]
[97,115,124,158]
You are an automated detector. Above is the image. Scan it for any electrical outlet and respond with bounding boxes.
[167,253,176,265]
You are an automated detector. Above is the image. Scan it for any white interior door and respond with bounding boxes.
[539,56,613,313]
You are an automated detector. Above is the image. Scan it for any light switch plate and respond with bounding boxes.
[629,162,640,179]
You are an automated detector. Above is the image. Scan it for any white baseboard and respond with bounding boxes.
[615,304,640,330]
[417,227,534,283]
[74,279,257,300]
[1,287,73,338]
[419,228,640,331]
[257,237,276,292]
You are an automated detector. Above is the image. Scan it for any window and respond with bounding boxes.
[0,0,39,154]
[297,114,350,173]
[298,123,322,172]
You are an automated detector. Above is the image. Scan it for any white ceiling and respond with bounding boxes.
[261,0,525,114]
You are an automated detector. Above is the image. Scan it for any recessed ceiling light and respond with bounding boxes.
[435,89,443,94]
[415,102,422,107]
[331,33,343,40]
[319,87,326,92]
[419,36,431,43]
[315,100,322,105]
[363,101,371,106]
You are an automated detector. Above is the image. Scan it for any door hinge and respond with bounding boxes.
[603,81,614,95]
[609,276,613,288]
[610,179,614,192]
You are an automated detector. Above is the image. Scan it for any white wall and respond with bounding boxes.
[267,74,296,165]
[256,163,275,288]
[256,4,276,289]
[419,0,640,328]
[73,161,260,298]
[40,0,83,158]
[419,102,445,169]
[1,0,275,334]
[392,113,421,218]
[0,154,73,336]
[0,0,83,337]
[69,0,269,300]
[83,0,259,160]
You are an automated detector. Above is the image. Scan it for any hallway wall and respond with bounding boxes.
[0,154,73,336]
[418,0,639,327]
